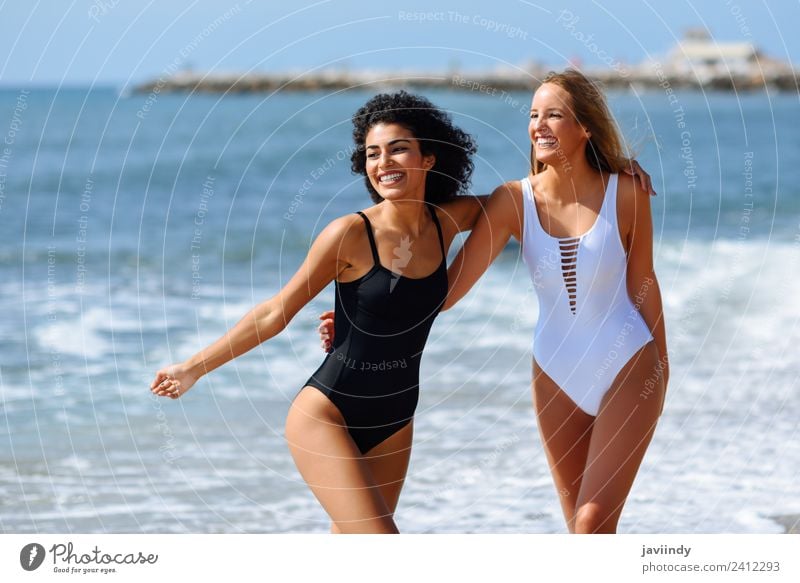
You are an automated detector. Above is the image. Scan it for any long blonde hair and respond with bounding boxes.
[531,69,631,175]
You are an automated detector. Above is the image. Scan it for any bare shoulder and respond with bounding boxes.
[491,179,523,201]
[615,172,651,218]
[320,212,364,239]
[312,212,368,255]
[485,180,524,239]
[489,180,524,218]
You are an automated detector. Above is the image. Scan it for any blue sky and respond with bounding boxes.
[1,0,797,87]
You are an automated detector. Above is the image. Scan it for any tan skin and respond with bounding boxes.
[445,83,668,533]
[149,122,486,534]
[320,85,667,533]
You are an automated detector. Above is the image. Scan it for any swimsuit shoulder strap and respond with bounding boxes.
[427,204,446,259]
[355,211,380,264]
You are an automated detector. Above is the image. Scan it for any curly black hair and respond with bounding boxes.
[350,91,477,204]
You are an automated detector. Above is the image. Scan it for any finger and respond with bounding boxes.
[632,164,647,192]
[318,310,334,320]
[150,373,164,389]
[160,384,178,398]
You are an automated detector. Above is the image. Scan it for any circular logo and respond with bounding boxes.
[20,543,46,571]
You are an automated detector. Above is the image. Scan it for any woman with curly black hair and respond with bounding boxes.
[149,91,484,533]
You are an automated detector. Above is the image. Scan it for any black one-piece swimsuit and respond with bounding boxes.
[303,206,448,454]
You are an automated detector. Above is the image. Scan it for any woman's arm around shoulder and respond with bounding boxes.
[436,194,490,238]
[443,181,523,310]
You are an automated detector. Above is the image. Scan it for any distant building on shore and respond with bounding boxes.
[668,28,759,76]
[654,27,780,87]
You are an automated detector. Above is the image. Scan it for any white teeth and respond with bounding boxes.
[537,138,557,148]
[379,172,403,183]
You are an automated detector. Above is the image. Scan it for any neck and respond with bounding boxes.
[538,157,601,200]
[379,198,429,235]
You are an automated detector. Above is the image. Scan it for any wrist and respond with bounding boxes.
[185,356,208,379]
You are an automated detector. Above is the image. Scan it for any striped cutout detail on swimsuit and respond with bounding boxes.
[558,237,580,315]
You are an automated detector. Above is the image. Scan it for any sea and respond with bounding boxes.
[0,86,798,533]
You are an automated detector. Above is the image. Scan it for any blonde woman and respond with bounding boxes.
[445,69,668,533]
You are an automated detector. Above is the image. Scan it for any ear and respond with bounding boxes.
[583,127,592,139]
[423,154,436,170]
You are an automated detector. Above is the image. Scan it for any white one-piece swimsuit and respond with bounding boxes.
[521,173,653,416]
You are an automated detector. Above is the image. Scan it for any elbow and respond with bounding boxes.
[628,270,658,307]
[255,300,291,342]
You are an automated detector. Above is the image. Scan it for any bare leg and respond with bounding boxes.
[331,422,413,533]
[286,387,399,533]
[573,341,665,533]
[532,360,594,533]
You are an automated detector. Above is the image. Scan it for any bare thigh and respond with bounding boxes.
[574,340,665,533]
[285,386,400,534]
[331,422,414,534]
[532,360,594,532]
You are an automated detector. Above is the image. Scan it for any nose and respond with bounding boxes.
[378,149,394,167]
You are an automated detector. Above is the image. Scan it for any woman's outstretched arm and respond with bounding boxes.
[442,182,522,311]
[150,216,354,398]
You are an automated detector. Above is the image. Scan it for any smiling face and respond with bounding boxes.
[529,82,591,168]
[364,123,435,202]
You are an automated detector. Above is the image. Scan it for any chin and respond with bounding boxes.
[534,151,559,166]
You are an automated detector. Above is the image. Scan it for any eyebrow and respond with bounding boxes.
[530,107,564,112]
[366,138,412,150]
